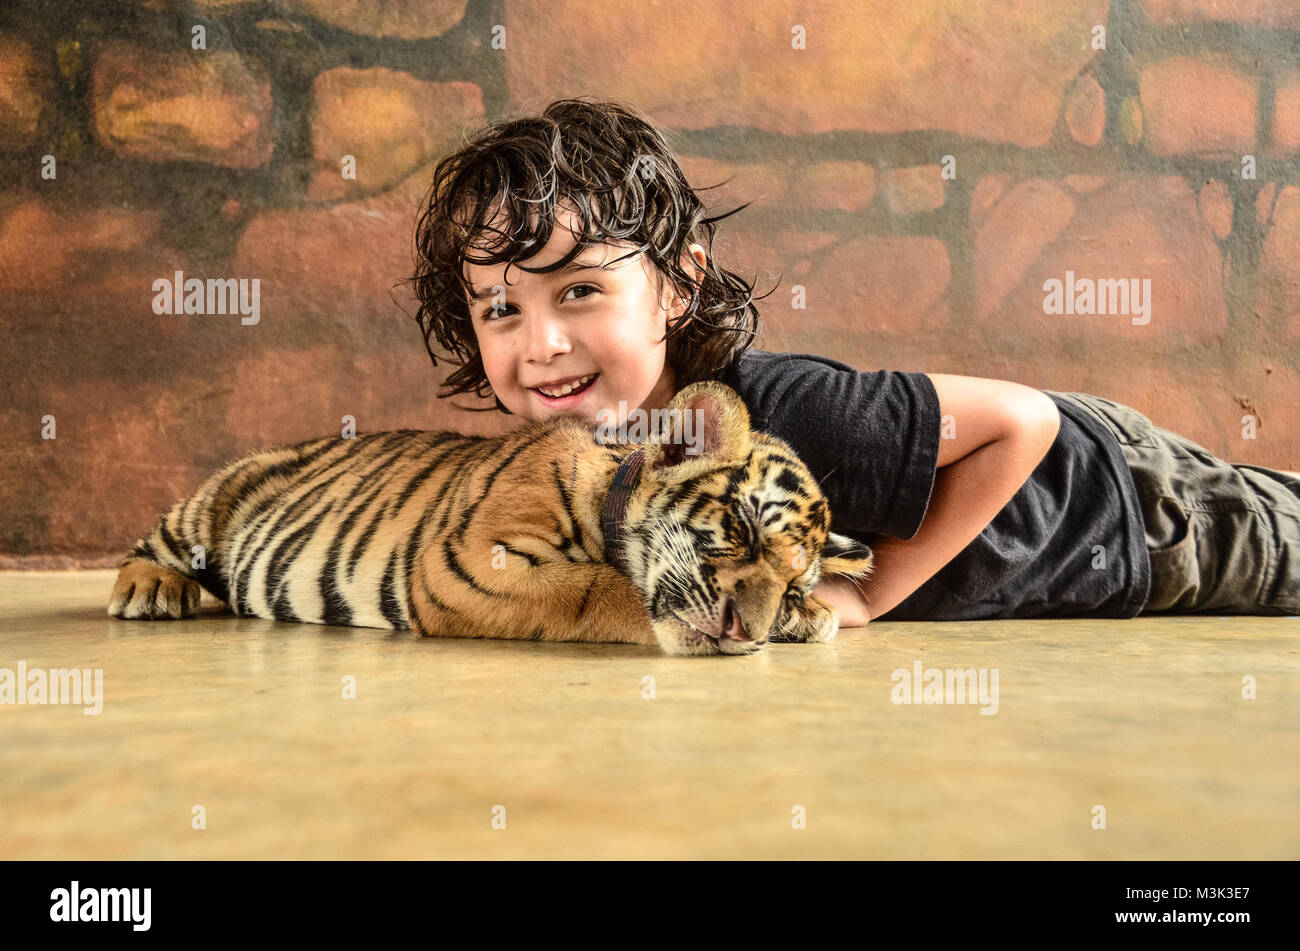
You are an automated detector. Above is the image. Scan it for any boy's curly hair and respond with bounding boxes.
[407,97,768,414]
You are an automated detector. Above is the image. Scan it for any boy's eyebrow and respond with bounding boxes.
[467,257,612,301]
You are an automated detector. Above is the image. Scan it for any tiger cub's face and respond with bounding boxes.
[615,382,874,656]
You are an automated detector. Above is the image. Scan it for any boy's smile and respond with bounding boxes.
[463,201,704,427]
[529,371,600,403]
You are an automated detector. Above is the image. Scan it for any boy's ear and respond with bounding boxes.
[819,531,874,579]
[642,382,752,479]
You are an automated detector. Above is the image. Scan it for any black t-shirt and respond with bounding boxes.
[717,348,1152,620]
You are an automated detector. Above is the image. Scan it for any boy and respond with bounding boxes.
[409,98,1300,625]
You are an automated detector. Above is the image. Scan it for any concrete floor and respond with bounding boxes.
[1,569,1297,859]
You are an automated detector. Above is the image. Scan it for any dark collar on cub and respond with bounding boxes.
[602,448,645,575]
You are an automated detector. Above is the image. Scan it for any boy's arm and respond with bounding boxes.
[813,374,1061,625]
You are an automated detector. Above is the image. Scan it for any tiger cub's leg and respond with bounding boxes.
[108,558,203,620]
[108,490,211,620]
[108,438,342,621]
[412,552,656,646]
[770,592,840,643]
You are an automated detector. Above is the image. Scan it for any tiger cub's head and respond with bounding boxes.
[612,381,874,656]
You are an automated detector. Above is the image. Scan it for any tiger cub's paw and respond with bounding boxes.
[108,560,202,620]
[769,594,839,644]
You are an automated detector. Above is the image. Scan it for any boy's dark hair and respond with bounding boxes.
[408,97,768,413]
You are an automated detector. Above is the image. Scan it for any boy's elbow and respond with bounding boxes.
[1014,390,1061,457]
[1038,391,1061,442]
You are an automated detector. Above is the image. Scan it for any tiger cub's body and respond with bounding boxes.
[109,382,874,655]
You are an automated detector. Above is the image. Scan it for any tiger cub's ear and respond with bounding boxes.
[820,531,874,579]
[643,381,753,478]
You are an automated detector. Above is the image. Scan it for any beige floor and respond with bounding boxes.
[1,569,1297,859]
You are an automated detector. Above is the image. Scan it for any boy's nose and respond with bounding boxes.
[522,310,571,355]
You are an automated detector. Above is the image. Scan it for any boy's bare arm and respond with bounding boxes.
[813,374,1061,625]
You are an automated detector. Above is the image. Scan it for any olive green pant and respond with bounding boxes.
[1051,392,1300,615]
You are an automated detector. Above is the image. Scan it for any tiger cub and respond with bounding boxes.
[108,381,874,656]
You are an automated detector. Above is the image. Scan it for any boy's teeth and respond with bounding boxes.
[538,374,594,397]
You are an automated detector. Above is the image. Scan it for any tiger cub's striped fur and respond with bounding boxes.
[108,382,874,656]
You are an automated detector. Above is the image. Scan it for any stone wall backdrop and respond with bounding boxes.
[1,0,1298,567]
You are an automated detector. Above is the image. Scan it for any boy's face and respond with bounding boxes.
[463,203,705,426]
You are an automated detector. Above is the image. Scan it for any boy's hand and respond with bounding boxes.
[812,575,872,628]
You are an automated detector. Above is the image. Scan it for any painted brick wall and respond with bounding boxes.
[2,0,1298,565]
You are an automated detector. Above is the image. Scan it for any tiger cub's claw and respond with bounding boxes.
[108,560,202,620]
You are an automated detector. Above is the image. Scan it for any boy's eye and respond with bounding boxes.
[478,284,598,321]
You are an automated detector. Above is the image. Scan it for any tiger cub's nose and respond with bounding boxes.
[720,596,752,642]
